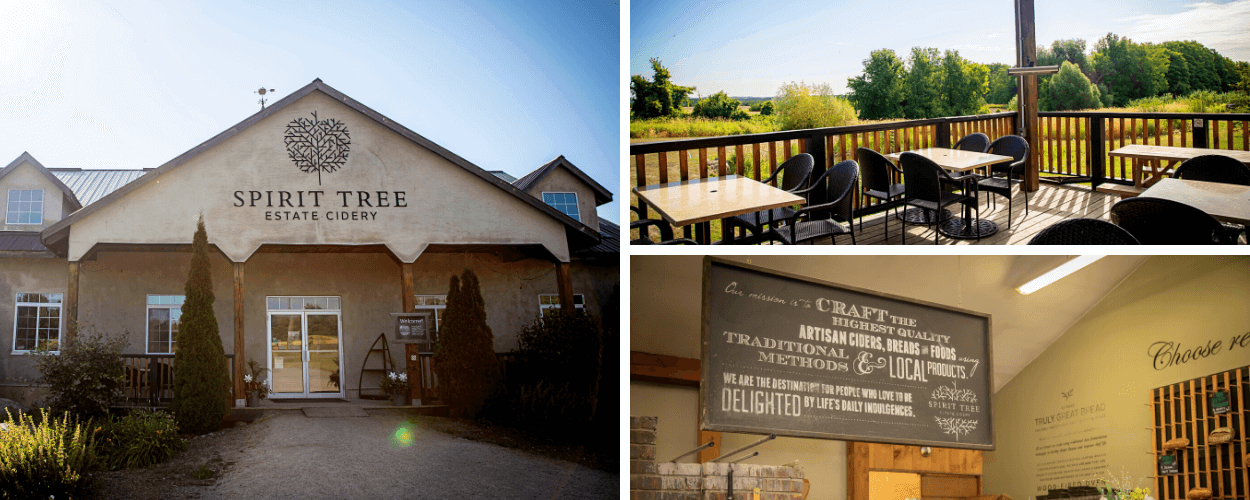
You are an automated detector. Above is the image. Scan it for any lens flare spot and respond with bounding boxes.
[389,422,417,449]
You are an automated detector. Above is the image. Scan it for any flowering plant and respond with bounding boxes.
[1098,469,1153,500]
[244,359,271,399]
[379,371,410,396]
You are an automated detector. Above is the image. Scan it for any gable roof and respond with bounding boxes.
[577,219,619,255]
[0,231,50,253]
[513,155,613,206]
[42,79,601,253]
[0,152,83,212]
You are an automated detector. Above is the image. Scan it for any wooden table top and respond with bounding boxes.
[632,175,806,227]
[885,148,1014,172]
[1108,144,1250,164]
[1139,178,1250,225]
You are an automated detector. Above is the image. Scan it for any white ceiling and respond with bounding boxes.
[630,255,1151,393]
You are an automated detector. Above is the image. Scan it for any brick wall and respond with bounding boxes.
[630,415,806,500]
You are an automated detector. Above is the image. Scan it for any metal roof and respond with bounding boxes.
[50,169,151,207]
[0,231,49,252]
[577,219,619,255]
[513,156,613,206]
[488,170,518,184]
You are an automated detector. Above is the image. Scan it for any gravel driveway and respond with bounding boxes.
[190,410,617,499]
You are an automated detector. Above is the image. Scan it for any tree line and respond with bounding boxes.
[847,34,1249,117]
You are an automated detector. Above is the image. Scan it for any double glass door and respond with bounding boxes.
[268,307,342,398]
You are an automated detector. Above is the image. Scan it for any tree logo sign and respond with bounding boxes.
[284,111,350,185]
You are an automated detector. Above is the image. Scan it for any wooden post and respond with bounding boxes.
[805,132,829,218]
[555,261,574,312]
[1016,0,1040,192]
[1192,119,1208,149]
[846,442,870,500]
[936,119,952,148]
[233,262,245,407]
[1089,117,1106,188]
[400,262,421,403]
[65,261,79,341]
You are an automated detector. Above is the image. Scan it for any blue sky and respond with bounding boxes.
[631,0,1250,97]
[0,0,620,223]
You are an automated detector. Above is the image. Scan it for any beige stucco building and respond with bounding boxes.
[0,79,618,406]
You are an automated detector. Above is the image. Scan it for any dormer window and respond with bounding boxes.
[542,192,579,222]
[6,189,44,225]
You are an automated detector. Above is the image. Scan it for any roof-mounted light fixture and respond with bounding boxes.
[1017,255,1105,295]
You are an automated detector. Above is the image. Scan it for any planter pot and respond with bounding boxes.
[392,392,407,406]
[246,393,260,407]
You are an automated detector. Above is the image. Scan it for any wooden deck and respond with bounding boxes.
[721,183,1117,245]
[850,183,1117,245]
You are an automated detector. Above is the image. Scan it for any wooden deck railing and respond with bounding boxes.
[120,353,234,406]
[629,112,1017,243]
[1035,112,1249,186]
[630,110,1249,244]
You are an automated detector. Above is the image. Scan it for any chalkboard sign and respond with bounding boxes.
[1158,454,1179,475]
[391,312,432,343]
[700,258,995,450]
[1210,390,1230,415]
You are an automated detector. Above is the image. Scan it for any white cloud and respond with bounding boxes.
[987,33,1001,39]
[1120,0,1250,60]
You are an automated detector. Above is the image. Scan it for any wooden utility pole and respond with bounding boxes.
[1016,0,1040,192]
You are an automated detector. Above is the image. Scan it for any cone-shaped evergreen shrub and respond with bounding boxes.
[433,269,500,418]
[170,215,228,434]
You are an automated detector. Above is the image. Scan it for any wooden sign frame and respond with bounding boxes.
[699,256,995,450]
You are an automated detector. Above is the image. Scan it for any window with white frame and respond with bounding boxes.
[6,189,44,225]
[147,295,185,354]
[413,295,446,340]
[12,293,62,352]
[538,294,584,314]
[541,192,580,221]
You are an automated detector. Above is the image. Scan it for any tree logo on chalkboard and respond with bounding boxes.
[284,111,351,185]
[934,417,978,440]
[931,381,977,403]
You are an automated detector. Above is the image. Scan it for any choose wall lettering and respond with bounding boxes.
[1147,332,1250,370]
[700,258,995,449]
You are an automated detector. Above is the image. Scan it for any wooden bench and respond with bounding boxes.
[1095,184,1146,199]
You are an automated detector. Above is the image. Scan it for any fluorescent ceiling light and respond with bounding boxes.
[1017,256,1105,295]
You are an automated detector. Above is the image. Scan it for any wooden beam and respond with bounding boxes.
[847,442,870,500]
[65,261,79,341]
[401,263,415,313]
[1016,0,1040,191]
[698,411,721,464]
[555,261,574,312]
[630,351,700,386]
[233,262,245,407]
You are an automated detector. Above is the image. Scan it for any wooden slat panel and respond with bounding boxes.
[717,146,727,177]
[735,144,744,177]
[699,148,709,179]
[657,151,668,184]
[752,144,761,181]
[769,141,778,178]
[1236,368,1249,500]
[680,150,690,181]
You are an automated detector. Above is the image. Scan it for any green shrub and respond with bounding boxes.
[31,329,126,421]
[692,91,745,120]
[514,310,604,423]
[1048,61,1103,110]
[434,269,500,418]
[775,81,857,130]
[171,215,229,434]
[94,410,185,469]
[0,408,96,499]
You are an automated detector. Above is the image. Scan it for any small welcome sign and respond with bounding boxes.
[392,312,432,343]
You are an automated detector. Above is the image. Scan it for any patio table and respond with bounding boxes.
[632,175,805,244]
[885,148,1014,239]
[1138,178,1250,226]
[1109,145,1250,190]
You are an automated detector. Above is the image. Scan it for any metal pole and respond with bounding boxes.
[712,433,776,463]
[666,441,715,463]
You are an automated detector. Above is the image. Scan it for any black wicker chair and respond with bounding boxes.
[1109,197,1234,245]
[1173,154,1250,242]
[954,132,990,153]
[977,135,1031,228]
[857,147,906,241]
[730,153,814,242]
[900,152,979,245]
[1173,154,1250,185]
[1028,219,1140,245]
[772,160,859,245]
[630,206,698,245]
